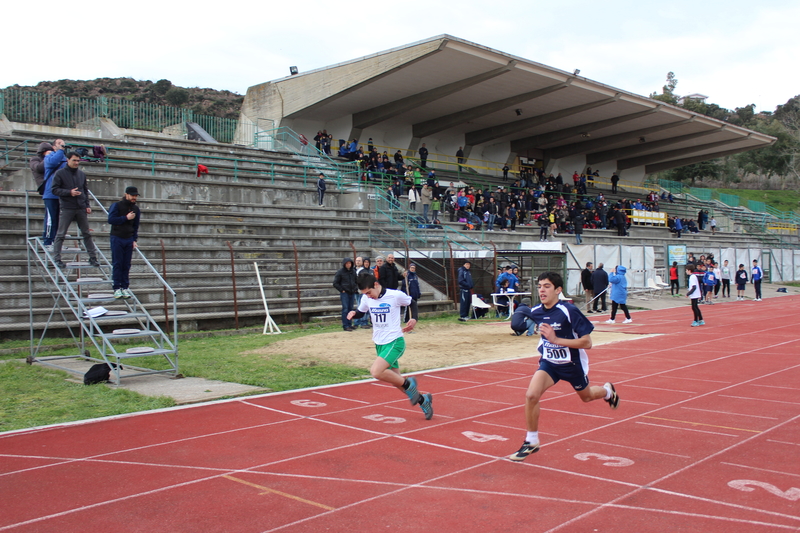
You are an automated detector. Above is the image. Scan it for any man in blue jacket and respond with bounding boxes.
[41,139,67,249]
[107,186,141,299]
[604,266,632,323]
[457,260,474,321]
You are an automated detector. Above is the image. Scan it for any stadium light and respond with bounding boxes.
[289,66,299,76]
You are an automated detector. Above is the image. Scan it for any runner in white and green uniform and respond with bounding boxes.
[348,272,433,419]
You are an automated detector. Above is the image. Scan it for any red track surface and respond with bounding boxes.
[2,296,799,532]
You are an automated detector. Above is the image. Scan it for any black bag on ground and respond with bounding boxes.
[84,363,121,385]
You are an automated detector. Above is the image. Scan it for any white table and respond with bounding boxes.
[490,292,532,319]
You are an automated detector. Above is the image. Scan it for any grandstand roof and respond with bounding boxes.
[241,35,774,174]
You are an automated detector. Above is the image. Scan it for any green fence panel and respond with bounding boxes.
[688,187,712,201]
[718,193,739,207]
[748,200,767,213]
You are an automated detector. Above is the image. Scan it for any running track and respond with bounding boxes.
[2,296,799,532]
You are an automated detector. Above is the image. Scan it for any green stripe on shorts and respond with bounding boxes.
[375,337,406,369]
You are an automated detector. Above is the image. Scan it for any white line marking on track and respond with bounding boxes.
[752,384,798,391]
[621,399,661,406]
[719,395,800,405]
[422,374,482,384]
[472,420,558,436]
[656,375,732,384]
[580,439,691,458]
[680,407,779,420]
[635,421,740,437]
[467,367,529,376]
[312,392,370,404]
[767,439,800,447]
[445,394,516,405]
[720,462,800,479]
[622,384,698,394]
[545,408,614,420]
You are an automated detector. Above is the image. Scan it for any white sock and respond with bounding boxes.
[526,431,539,444]
[604,384,613,400]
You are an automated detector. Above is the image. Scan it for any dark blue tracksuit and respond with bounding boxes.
[107,199,140,290]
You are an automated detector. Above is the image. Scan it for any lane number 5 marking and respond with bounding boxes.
[574,452,634,467]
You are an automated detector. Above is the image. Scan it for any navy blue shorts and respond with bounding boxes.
[538,359,589,391]
[736,283,746,291]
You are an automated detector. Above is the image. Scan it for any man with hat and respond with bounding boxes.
[107,186,141,299]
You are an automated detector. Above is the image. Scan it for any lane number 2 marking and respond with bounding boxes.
[363,414,405,424]
[728,480,800,501]
[290,400,327,408]
[461,431,508,443]
[574,452,634,467]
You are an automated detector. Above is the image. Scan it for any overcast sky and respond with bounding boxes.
[5,0,797,113]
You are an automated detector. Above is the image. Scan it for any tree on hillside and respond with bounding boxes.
[165,87,189,107]
[650,72,678,105]
[154,79,172,95]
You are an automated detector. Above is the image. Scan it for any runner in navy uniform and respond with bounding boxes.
[509,271,619,461]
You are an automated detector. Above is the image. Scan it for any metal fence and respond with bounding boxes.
[0,88,239,143]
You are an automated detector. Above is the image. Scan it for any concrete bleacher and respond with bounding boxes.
[0,128,452,337]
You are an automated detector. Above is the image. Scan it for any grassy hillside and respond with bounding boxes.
[716,188,800,214]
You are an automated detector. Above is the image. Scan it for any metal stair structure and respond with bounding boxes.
[26,193,178,385]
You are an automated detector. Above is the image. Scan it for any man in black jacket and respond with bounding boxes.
[51,152,99,269]
[378,253,401,290]
[107,186,141,299]
[333,258,358,331]
[581,262,594,312]
[457,260,474,321]
[591,263,609,313]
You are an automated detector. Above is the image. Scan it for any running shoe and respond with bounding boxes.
[622,318,633,324]
[691,321,699,327]
[114,289,124,299]
[55,261,66,269]
[419,393,433,420]
[698,320,705,326]
[603,319,615,324]
[89,259,101,268]
[604,382,619,409]
[509,441,540,461]
[405,377,421,406]
[122,289,133,299]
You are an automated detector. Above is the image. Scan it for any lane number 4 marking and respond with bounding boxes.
[462,431,508,443]
[363,414,405,424]
[728,480,800,501]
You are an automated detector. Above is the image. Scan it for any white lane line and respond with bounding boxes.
[635,422,740,438]
[680,406,779,420]
[720,462,800,479]
[580,439,692,458]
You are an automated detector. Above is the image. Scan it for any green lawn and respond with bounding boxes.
[0,320,418,432]
[715,188,800,214]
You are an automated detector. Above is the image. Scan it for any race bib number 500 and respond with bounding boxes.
[542,340,570,363]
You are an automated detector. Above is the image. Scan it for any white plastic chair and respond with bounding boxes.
[471,294,491,319]
[646,278,663,298]
[654,275,670,289]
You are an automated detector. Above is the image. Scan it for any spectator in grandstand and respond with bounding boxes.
[51,152,100,270]
[573,212,585,244]
[407,184,419,212]
[502,164,510,181]
[418,143,429,168]
[697,209,707,230]
[591,263,609,313]
[316,173,327,207]
[751,259,763,301]
[672,216,683,238]
[457,260,474,322]
[379,253,401,290]
[456,147,465,171]
[610,172,619,193]
[107,186,141,299]
[30,141,52,196]
[41,139,68,249]
[420,184,433,223]
[333,257,358,331]
[686,265,704,326]
[582,262,594,312]
[710,217,717,234]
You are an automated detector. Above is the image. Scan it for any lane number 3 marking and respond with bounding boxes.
[574,452,634,467]
[728,480,800,501]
